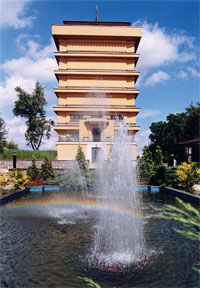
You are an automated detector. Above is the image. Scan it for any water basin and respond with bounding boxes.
[1,190,199,288]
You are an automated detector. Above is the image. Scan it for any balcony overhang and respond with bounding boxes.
[54,69,140,80]
[53,105,140,114]
[84,118,109,126]
[54,124,79,131]
[54,52,140,64]
[129,126,140,131]
[54,87,140,97]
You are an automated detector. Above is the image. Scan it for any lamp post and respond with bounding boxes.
[13,153,17,169]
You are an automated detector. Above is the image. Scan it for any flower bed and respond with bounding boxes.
[25,179,44,187]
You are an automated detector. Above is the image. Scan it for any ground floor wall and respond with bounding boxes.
[56,142,137,162]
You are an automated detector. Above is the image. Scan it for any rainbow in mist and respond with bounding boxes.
[7,196,143,219]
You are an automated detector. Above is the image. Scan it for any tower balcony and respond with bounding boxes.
[54,86,140,96]
[54,69,140,79]
[57,135,137,144]
[54,122,79,131]
[84,116,109,126]
[54,51,140,63]
[53,104,140,114]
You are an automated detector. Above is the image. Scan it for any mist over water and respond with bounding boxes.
[93,121,146,265]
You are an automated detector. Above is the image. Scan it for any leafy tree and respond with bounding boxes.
[154,145,164,166]
[148,102,200,164]
[176,162,200,193]
[138,145,179,187]
[0,114,7,153]
[5,141,18,150]
[154,197,200,273]
[27,156,40,180]
[13,81,54,150]
[149,113,186,163]
[137,145,165,184]
[137,146,154,183]
[184,102,200,140]
[41,156,55,181]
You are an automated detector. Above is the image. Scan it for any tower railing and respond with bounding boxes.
[57,135,136,143]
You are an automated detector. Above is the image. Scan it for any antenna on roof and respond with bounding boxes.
[96,5,98,22]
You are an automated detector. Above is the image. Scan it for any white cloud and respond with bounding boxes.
[0,38,57,109]
[178,52,196,63]
[188,67,200,78]
[0,0,35,29]
[5,117,27,149]
[15,33,40,52]
[1,57,56,82]
[135,21,195,74]
[26,38,56,59]
[137,109,162,119]
[136,129,151,156]
[2,38,56,82]
[144,71,170,86]
[0,75,35,109]
[177,71,187,79]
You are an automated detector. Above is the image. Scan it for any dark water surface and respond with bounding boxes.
[1,190,199,288]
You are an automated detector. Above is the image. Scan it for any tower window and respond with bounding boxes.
[70,114,84,120]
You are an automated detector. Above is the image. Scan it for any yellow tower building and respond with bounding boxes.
[52,21,142,167]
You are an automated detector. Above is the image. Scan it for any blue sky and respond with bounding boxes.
[0,0,199,153]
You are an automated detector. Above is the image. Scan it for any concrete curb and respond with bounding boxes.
[0,186,61,206]
[161,187,200,206]
[1,185,199,207]
[0,188,30,206]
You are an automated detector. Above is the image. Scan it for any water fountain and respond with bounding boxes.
[1,121,199,287]
[91,121,147,273]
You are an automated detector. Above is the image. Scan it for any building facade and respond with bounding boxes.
[52,21,142,167]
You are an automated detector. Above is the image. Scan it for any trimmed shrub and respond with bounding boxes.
[27,156,40,180]
[41,157,55,181]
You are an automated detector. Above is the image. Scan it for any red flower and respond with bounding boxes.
[26,179,44,186]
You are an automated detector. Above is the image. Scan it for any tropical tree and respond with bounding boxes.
[77,277,101,288]
[155,197,200,273]
[13,81,54,150]
[0,114,7,153]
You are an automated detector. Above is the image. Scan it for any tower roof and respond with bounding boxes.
[63,21,131,27]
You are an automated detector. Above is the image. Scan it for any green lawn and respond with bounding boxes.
[1,149,57,160]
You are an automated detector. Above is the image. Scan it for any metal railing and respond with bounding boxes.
[57,135,136,143]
